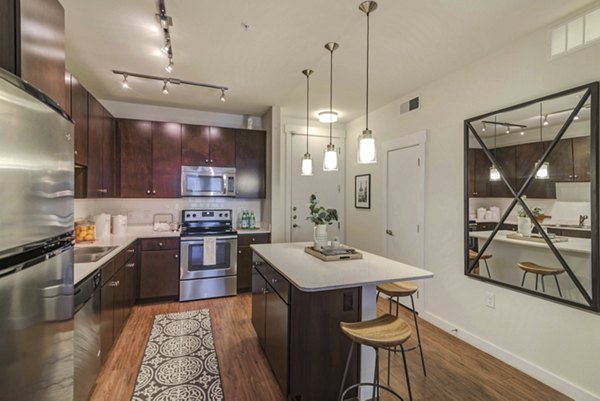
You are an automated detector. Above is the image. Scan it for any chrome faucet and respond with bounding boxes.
[579,214,589,227]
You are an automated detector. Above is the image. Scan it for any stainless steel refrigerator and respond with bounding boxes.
[0,69,75,401]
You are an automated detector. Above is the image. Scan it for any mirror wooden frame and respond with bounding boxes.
[463,82,600,312]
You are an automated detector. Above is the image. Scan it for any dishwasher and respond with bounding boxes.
[74,270,102,401]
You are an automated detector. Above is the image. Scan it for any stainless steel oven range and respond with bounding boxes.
[179,209,238,301]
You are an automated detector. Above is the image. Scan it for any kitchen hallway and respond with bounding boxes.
[90,294,569,401]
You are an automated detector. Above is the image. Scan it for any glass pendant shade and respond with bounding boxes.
[489,165,501,181]
[323,144,338,171]
[535,161,550,179]
[301,153,313,176]
[358,129,377,164]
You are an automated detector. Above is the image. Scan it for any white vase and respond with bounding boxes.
[313,224,328,250]
[518,217,533,236]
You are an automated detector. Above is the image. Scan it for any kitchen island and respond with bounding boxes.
[250,242,434,401]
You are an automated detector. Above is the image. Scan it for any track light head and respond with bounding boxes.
[121,74,129,89]
[162,80,169,94]
[165,59,174,73]
[220,89,226,102]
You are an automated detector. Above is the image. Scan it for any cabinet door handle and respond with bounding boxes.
[263,288,269,294]
[147,189,151,194]
[74,150,78,155]
[174,253,179,259]
[97,189,107,193]
[210,159,214,163]
[271,278,278,284]
[252,238,256,242]
[152,190,156,195]
[574,175,578,179]
[126,249,135,254]
[125,263,135,268]
[108,281,118,287]
[158,242,163,247]
[238,250,242,254]
[205,159,209,163]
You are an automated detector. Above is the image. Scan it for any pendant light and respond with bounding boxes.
[301,69,314,176]
[489,117,501,181]
[357,1,378,164]
[323,42,339,172]
[535,103,550,179]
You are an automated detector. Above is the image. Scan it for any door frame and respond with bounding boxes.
[284,122,346,243]
[382,130,427,305]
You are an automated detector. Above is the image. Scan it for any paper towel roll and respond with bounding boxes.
[112,215,128,236]
[94,213,111,239]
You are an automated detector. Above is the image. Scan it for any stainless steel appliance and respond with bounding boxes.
[180,209,238,301]
[74,270,101,401]
[0,70,75,401]
[181,166,236,197]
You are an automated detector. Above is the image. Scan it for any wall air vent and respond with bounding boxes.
[399,96,420,116]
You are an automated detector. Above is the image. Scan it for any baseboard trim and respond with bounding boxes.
[421,311,600,401]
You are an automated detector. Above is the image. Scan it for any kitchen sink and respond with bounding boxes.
[74,246,118,263]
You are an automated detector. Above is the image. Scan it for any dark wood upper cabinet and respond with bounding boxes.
[472,148,491,198]
[118,119,153,198]
[515,142,555,199]
[182,125,210,165]
[152,122,182,198]
[546,139,574,182]
[71,75,89,166]
[236,129,267,198]
[489,146,516,198]
[1,0,66,108]
[103,109,116,197]
[572,136,591,182]
[209,127,236,167]
[87,96,105,197]
[181,125,235,167]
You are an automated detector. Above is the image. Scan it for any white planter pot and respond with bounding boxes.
[313,224,328,250]
[518,217,533,236]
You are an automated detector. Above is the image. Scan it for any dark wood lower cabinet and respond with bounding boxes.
[139,238,180,300]
[251,253,360,401]
[100,269,115,364]
[238,233,271,292]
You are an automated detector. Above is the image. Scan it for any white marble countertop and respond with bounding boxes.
[74,225,180,285]
[250,242,434,292]
[470,230,590,254]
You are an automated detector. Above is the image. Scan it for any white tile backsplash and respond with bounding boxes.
[75,198,263,228]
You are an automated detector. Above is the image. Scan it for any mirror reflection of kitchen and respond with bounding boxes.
[467,88,592,306]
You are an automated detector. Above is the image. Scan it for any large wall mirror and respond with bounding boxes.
[464,83,599,311]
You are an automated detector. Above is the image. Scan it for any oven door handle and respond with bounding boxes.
[181,236,238,242]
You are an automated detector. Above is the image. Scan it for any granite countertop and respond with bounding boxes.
[250,242,434,292]
[74,225,180,285]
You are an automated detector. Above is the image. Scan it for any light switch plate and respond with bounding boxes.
[485,292,495,309]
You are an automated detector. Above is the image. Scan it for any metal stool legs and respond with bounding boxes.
[386,296,426,377]
[483,259,492,278]
[521,271,563,298]
[338,342,404,401]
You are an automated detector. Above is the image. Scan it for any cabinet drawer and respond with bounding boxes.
[115,241,137,267]
[140,238,179,251]
[100,259,115,285]
[257,261,289,304]
[238,233,270,245]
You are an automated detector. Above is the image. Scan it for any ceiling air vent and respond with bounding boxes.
[400,96,420,116]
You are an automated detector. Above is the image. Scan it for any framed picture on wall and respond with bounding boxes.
[355,174,371,209]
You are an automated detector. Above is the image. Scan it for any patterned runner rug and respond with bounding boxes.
[131,309,224,401]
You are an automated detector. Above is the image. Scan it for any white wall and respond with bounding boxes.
[100,100,263,130]
[344,23,600,401]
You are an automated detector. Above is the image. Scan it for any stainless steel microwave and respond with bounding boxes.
[181,166,236,197]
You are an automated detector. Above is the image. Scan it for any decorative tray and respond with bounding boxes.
[506,233,569,243]
[304,246,363,261]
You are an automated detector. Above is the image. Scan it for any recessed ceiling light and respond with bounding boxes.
[318,111,338,123]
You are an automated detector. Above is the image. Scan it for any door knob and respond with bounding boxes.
[293,223,300,228]
[386,229,394,236]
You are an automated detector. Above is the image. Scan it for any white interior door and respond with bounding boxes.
[386,143,424,310]
[290,134,344,242]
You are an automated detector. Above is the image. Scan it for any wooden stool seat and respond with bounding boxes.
[518,262,564,276]
[376,281,418,298]
[340,314,411,348]
[469,250,492,260]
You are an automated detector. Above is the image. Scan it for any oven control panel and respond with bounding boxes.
[182,209,232,222]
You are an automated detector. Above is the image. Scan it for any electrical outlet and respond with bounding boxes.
[485,292,495,309]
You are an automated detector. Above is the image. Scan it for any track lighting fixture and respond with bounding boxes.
[505,125,510,134]
[482,122,486,132]
[543,114,549,126]
[357,0,378,164]
[112,70,228,100]
[489,118,501,182]
[161,40,171,55]
[165,58,174,73]
[536,104,550,180]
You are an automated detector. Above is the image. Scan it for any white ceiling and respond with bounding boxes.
[61,0,595,122]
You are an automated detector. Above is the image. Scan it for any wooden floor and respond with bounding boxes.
[90,294,571,401]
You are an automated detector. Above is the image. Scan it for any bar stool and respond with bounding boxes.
[468,249,492,278]
[338,314,412,401]
[376,281,426,382]
[518,262,564,297]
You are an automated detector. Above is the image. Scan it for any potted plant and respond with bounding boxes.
[306,194,338,249]
[517,197,544,235]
